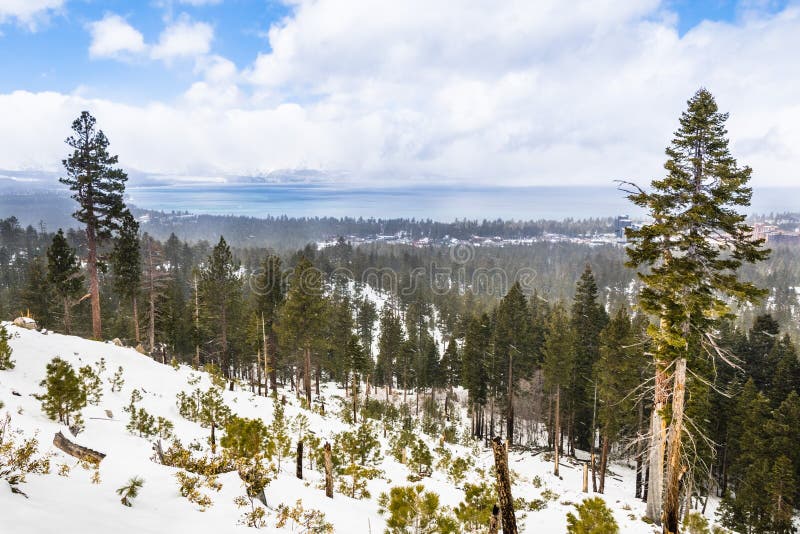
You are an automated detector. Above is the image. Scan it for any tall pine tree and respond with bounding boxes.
[60,111,128,339]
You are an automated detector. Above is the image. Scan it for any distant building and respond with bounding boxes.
[615,215,632,239]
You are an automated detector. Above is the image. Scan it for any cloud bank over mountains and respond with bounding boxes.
[0,0,798,187]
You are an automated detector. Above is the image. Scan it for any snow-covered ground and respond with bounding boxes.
[0,324,712,533]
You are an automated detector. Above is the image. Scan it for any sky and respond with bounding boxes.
[0,0,798,188]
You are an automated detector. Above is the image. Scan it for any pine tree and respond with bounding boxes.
[60,111,129,339]
[462,314,491,438]
[111,211,141,344]
[566,497,619,534]
[542,303,574,476]
[622,89,769,531]
[594,307,643,493]
[253,254,284,393]
[493,281,532,445]
[46,229,85,334]
[0,325,14,370]
[21,256,52,329]
[276,256,327,405]
[198,237,242,378]
[570,264,608,450]
[39,357,86,425]
[375,305,403,392]
[116,476,144,507]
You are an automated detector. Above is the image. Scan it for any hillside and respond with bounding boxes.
[0,324,706,533]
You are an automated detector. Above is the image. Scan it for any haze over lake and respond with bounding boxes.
[124,183,800,221]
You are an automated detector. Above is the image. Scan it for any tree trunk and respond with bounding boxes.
[87,225,102,339]
[591,383,597,492]
[582,463,589,493]
[63,297,71,335]
[554,386,560,477]
[352,373,358,424]
[53,432,105,464]
[323,442,333,498]
[220,302,228,378]
[636,400,645,499]
[491,437,518,534]
[506,352,514,445]
[599,434,609,494]
[296,441,303,479]
[132,294,140,344]
[663,358,687,534]
[304,347,312,405]
[489,504,500,534]
[210,421,216,454]
[646,364,668,523]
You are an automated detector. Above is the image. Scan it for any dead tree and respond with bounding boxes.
[491,437,517,534]
[53,432,105,464]
[324,441,333,498]
[296,441,303,479]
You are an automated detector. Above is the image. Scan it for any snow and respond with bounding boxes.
[0,323,713,533]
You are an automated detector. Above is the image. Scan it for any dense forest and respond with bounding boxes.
[2,91,800,533]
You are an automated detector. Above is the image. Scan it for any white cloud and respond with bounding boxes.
[3,1,800,187]
[88,14,146,59]
[0,0,63,29]
[151,16,213,61]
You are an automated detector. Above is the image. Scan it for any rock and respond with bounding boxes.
[112,338,123,347]
[12,317,38,330]
[135,343,147,354]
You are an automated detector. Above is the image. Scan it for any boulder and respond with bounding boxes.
[12,316,38,330]
[112,338,123,347]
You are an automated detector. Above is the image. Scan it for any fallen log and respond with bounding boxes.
[53,432,106,464]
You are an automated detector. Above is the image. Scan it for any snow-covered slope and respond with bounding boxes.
[0,324,684,533]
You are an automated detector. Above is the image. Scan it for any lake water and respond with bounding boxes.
[124,183,800,221]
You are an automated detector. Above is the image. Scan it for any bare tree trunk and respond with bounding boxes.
[491,437,518,534]
[488,504,500,534]
[663,358,687,534]
[193,275,200,368]
[506,352,514,445]
[132,295,140,344]
[87,226,102,339]
[554,386,561,477]
[352,373,358,424]
[63,297,71,335]
[148,244,156,352]
[646,364,668,523]
[599,434,609,494]
[591,383,597,492]
[296,441,303,479]
[323,442,333,498]
[583,463,589,493]
[683,470,693,518]
[636,400,645,499]
[304,347,312,405]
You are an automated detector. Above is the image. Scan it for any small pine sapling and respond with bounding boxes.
[116,476,144,507]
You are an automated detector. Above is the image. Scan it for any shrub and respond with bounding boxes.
[683,512,710,534]
[116,476,144,507]
[275,499,333,534]
[0,414,52,495]
[221,416,269,458]
[109,366,125,392]
[78,364,103,405]
[454,481,496,533]
[566,497,619,534]
[378,484,458,534]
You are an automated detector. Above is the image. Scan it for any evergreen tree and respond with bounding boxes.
[623,89,769,530]
[542,303,574,475]
[111,211,141,343]
[46,229,84,334]
[60,111,128,339]
[375,305,403,391]
[0,325,14,370]
[39,357,86,425]
[276,256,327,405]
[570,264,608,450]
[198,237,242,377]
[21,256,52,329]
[492,281,533,444]
[461,314,491,438]
[594,307,643,493]
[253,254,284,392]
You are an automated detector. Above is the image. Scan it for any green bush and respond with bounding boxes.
[566,497,619,534]
[39,357,86,426]
[0,325,14,370]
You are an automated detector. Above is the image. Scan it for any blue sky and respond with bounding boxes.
[0,0,798,187]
